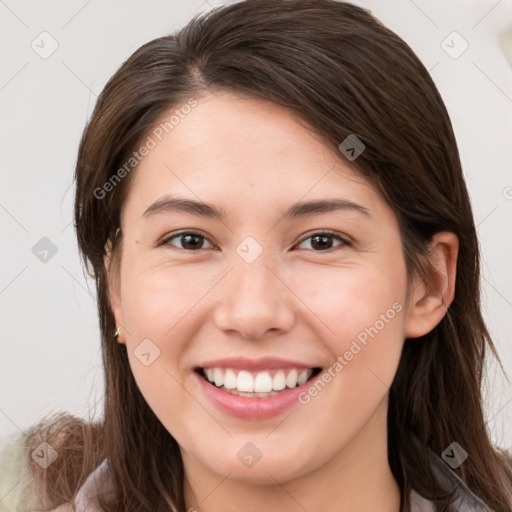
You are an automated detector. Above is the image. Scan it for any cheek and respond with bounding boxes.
[119,257,212,339]
[289,262,406,336]
[288,262,407,385]
[118,265,201,440]
[118,259,219,425]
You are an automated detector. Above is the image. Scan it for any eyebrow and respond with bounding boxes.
[142,196,371,220]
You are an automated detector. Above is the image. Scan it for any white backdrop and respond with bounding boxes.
[1,0,511,453]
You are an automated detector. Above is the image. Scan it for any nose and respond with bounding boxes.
[213,257,295,340]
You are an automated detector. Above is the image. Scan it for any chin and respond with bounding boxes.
[201,448,313,484]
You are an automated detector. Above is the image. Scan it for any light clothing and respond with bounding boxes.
[0,432,501,511]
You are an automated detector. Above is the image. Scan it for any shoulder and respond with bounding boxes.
[408,442,507,512]
[72,457,115,511]
[0,432,113,512]
[410,489,435,512]
[0,432,41,512]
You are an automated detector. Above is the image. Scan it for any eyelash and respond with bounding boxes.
[159,230,351,252]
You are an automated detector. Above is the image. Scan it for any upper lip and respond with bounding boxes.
[196,357,322,372]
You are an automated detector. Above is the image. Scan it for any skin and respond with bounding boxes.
[106,91,458,512]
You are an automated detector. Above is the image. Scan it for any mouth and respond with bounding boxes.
[194,366,323,398]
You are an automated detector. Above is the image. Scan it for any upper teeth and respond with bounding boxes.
[203,367,314,393]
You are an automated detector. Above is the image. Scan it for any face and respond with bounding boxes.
[107,91,417,485]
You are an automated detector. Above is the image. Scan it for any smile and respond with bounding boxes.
[197,367,322,397]
[193,361,324,420]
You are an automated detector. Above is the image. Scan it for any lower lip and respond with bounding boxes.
[194,370,321,421]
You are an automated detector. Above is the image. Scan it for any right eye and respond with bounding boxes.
[160,231,215,251]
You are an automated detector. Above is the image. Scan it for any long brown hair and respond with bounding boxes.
[22,1,512,511]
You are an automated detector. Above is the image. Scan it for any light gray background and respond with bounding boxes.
[1,0,511,452]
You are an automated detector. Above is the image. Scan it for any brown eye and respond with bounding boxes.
[162,232,214,251]
[296,232,350,251]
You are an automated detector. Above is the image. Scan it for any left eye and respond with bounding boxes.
[295,232,350,251]
[161,232,214,251]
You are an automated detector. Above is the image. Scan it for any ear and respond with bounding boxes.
[104,238,126,344]
[404,231,459,339]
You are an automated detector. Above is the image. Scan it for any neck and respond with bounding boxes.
[183,398,401,512]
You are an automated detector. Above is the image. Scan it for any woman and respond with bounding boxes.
[1,1,511,511]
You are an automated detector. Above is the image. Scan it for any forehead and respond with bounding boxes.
[121,92,384,223]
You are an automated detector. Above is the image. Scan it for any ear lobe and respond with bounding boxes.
[404,231,459,339]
